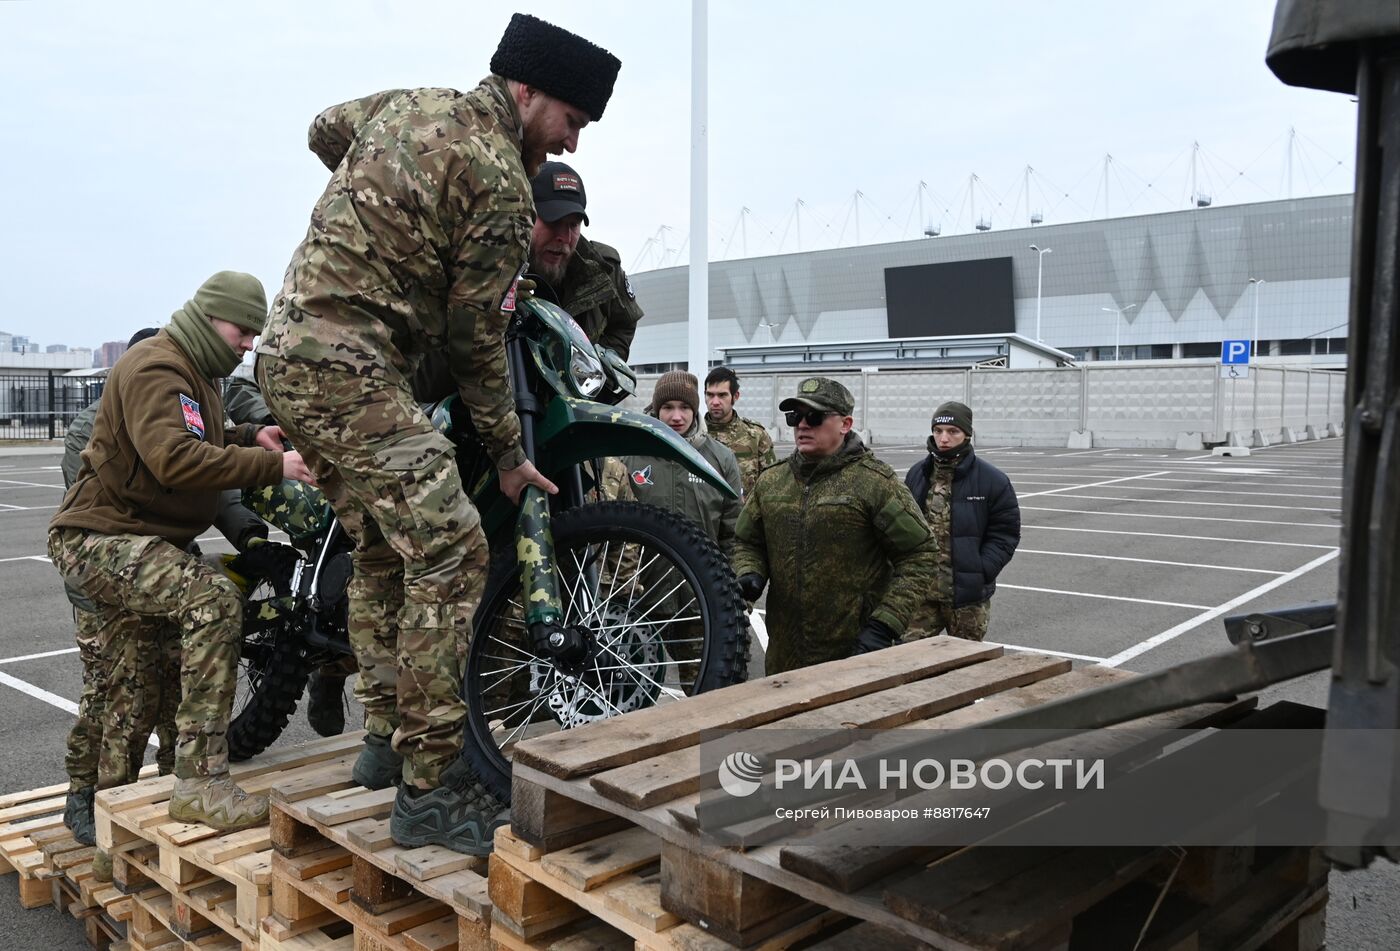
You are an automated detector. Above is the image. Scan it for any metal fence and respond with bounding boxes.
[627,362,1348,449]
[0,372,103,439]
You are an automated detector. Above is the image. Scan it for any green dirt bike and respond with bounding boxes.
[230,296,750,801]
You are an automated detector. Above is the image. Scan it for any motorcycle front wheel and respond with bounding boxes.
[460,500,750,801]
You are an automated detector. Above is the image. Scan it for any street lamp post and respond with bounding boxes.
[1029,244,1052,341]
[1248,278,1266,359]
[1101,303,1137,361]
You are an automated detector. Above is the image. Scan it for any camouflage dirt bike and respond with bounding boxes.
[227,296,750,801]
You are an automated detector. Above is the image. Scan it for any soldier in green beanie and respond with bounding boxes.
[48,271,316,879]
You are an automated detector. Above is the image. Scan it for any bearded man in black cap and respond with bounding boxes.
[528,161,645,360]
[256,13,622,855]
[903,401,1020,642]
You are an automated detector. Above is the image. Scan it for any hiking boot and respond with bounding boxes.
[352,732,403,790]
[64,786,96,847]
[388,758,508,856]
[91,849,112,883]
[306,670,347,737]
[168,774,269,832]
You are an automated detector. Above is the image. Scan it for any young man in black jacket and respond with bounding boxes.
[903,401,1020,641]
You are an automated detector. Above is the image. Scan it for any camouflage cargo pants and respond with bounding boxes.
[65,609,179,791]
[902,599,992,642]
[48,527,242,779]
[259,358,490,790]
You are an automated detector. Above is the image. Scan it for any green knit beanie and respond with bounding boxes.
[192,271,268,334]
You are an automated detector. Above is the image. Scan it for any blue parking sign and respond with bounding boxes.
[1221,340,1251,365]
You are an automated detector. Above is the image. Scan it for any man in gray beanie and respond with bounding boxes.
[903,401,1020,641]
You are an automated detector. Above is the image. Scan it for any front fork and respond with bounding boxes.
[508,336,588,664]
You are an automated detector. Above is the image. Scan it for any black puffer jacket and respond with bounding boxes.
[905,445,1021,606]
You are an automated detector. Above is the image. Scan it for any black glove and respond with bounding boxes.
[229,539,299,587]
[736,573,766,602]
[853,618,897,655]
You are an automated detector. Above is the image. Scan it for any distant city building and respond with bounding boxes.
[0,333,11,352]
[10,335,31,354]
[96,340,129,368]
[46,344,68,353]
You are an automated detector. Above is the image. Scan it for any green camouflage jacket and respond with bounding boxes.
[622,417,744,557]
[733,433,937,675]
[257,79,530,469]
[554,236,644,361]
[705,412,776,497]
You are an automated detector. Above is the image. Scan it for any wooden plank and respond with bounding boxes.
[488,854,588,936]
[514,637,1003,778]
[0,794,67,824]
[884,845,1166,948]
[0,781,70,810]
[269,756,361,804]
[599,865,678,932]
[591,653,1071,810]
[395,845,483,883]
[539,826,661,892]
[802,920,936,950]
[274,845,355,883]
[402,915,460,951]
[658,840,812,948]
[307,787,397,826]
[194,826,271,865]
[491,917,632,951]
[352,853,417,915]
[510,778,630,853]
[0,813,65,844]
[447,872,492,921]
[346,817,396,852]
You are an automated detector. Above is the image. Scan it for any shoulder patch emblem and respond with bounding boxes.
[179,394,205,439]
[624,274,635,300]
[501,263,527,313]
[630,465,653,486]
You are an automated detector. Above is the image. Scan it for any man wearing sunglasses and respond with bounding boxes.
[731,377,937,674]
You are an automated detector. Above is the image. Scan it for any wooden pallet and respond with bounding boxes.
[264,754,494,951]
[488,822,852,950]
[0,764,161,913]
[504,637,1327,950]
[94,731,369,951]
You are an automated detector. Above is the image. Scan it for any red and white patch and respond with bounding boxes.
[631,465,653,486]
[501,263,528,313]
[179,393,205,439]
[552,172,582,193]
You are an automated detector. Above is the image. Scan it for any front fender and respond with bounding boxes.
[539,398,736,497]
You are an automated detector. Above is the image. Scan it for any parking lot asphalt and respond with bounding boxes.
[1,437,1394,947]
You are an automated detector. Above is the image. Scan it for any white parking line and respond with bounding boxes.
[1034,494,1339,513]
[1019,471,1170,500]
[0,669,77,715]
[0,503,58,513]
[0,478,64,489]
[1023,524,1337,550]
[0,668,159,747]
[997,583,1209,610]
[1090,486,1341,501]
[0,647,79,664]
[0,555,51,564]
[1014,549,1286,575]
[993,642,1109,664]
[1022,506,1336,529]
[1101,549,1342,668]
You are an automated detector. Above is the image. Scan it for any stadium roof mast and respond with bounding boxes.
[687,0,708,378]
[1190,141,1213,207]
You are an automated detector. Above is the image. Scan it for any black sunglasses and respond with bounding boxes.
[785,408,836,428]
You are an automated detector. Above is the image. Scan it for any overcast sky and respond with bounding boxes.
[0,1,1358,350]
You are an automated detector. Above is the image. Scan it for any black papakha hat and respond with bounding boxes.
[532,161,589,225]
[491,13,622,120]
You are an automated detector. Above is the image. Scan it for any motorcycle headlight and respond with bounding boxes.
[568,346,605,398]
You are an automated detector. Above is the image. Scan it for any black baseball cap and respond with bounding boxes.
[531,161,589,225]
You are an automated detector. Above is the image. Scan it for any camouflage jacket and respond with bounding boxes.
[732,433,937,675]
[551,236,644,361]
[622,417,744,557]
[705,412,776,497]
[257,79,530,469]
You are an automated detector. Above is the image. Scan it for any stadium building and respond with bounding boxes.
[626,194,1351,372]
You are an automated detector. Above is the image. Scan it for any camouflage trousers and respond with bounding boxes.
[48,527,243,779]
[259,358,490,790]
[903,599,992,642]
[65,608,179,791]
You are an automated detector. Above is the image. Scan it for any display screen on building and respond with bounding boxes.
[884,257,1016,338]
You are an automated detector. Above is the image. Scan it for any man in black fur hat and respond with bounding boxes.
[256,13,621,855]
